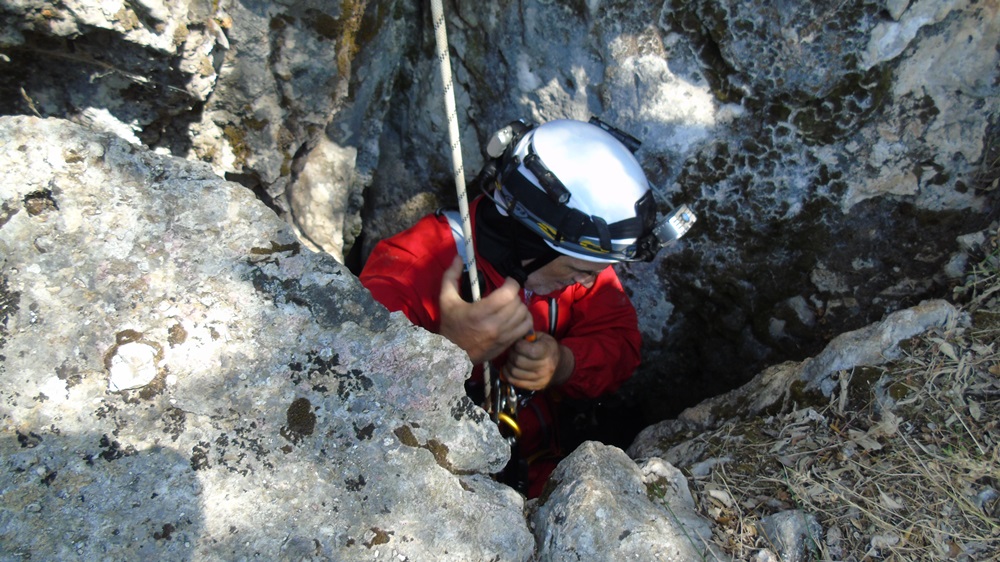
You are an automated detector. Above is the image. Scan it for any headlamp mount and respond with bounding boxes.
[634,204,697,261]
[486,119,531,159]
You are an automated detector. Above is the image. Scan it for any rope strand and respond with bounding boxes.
[430,0,490,401]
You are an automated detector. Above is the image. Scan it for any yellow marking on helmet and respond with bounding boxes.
[538,222,558,240]
[578,239,611,254]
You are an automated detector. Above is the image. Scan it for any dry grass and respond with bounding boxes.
[688,224,1000,561]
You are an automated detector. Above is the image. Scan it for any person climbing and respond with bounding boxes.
[359,117,694,498]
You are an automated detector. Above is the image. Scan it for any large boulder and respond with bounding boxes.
[0,116,534,561]
[3,0,999,477]
[531,442,728,561]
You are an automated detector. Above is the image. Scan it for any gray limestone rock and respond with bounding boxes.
[345,0,1000,429]
[0,116,533,561]
[629,298,966,461]
[531,442,728,561]
[757,510,823,562]
[4,1,1000,555]
[0,0,226,146]
[4,1,998,420]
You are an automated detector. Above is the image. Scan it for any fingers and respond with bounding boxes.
[438,261,532,364]
[438,256,465,306]
[481,277,533,338]
[462,276,532,340]
[504,334,561,391]
[510,335,544,361]
[441,264,526,330]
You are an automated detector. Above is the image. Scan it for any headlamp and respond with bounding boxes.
[633,204,697,261]
[655,205,697,246]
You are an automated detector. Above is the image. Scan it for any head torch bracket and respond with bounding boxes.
[635,204,697,261]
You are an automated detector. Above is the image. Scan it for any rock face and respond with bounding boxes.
[0,0,409,263]
[639,0,1000,416]
[2,114,734,561]
[0,116,533,560]
[0,0,227,147]
[2,0,998,425]
[3,1,1000,557]
[532,443,727,561]
[367,0,1000,423]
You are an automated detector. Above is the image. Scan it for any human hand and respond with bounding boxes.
[503,332,574,391]
[439,256,534,364]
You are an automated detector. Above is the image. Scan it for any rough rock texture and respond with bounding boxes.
[0,116,534,561]
[360,0,1000,427]
[304,1,1000,427]
[2,2,997,555]
[0,0,409,263]
[757,510,823,562]
[0,0,227,147]
[186,0,407,261]
[612,0,999,421]
[3,1,998,428]
[628,298,966,461]
[1,114,771,561]
[531,442,728,561]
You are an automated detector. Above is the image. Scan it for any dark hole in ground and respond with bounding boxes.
[556,394,653,453]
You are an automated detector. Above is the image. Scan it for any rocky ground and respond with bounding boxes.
[2,111,996,561]
[678,225,1000,560]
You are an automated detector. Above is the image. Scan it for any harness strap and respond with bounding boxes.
[440,209,468,268]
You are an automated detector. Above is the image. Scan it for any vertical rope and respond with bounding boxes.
[430,0,480,303]
[430,0,491,401]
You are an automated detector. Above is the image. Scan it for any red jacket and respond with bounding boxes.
[360,197,641,399]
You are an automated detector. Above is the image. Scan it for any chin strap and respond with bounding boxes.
[475,195,564,286]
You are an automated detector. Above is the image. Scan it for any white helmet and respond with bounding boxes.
[483,118,695,263]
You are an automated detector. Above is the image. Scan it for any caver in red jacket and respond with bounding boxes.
[359,195,641,496]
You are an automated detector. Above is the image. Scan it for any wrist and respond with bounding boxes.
[552,345,575,386]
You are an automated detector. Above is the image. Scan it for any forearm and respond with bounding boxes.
[558,335,640,398]
[551,344,575,387]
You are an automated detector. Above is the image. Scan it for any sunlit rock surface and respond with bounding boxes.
[3,1,997,425]
[2,0,996,549]
[0,116,532,561]
[531,442,728,561]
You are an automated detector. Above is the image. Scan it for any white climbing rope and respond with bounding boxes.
[430,0,492,400]
[429,0,480,303]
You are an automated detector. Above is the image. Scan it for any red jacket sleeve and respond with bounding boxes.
[358,214,457,333]
[554,268,641,399]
